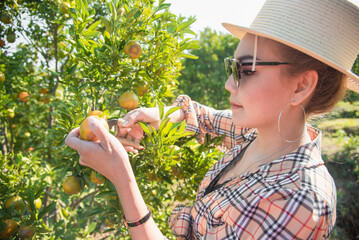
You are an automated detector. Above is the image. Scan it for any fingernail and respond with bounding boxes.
[88,116,97,128]
[122,120,128,126]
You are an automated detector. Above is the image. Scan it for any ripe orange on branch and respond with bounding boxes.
[19,92,30,102]
[80,115,109,141]
[62,176,81,195]
[59,2,71,14]
[118,91,139,110]
[124,41,142,59]
[91,171,105,185]
[134,83,148,96]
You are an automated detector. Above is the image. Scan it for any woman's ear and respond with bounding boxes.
[292,70,318,105]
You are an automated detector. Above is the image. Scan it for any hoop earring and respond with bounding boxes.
[278,101,306,143]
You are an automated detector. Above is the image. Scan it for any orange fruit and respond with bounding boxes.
[105,219,114,228]
[39,88,49,95]
[19,92,30,102]
[5,196,24,211]
[18,225,35,240]
[0,14,12,24]
[145,172,157,182]
[0,72,5,83]
[118,91,139,110]
[59,2,71,14]
[0,39,4,48]
[62,176,81,195]
[134,84,148,96]
[34,198,42,210]
[87,110,102,117]
[90,171,105,185]
[0,219,18,240]
[80,115,109,141]
[6,109,14,118]
[124,41,142,59]
[6,32,16,43]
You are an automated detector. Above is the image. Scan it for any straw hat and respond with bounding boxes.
[222,0,359,93]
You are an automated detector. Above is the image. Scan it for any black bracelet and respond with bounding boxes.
[122,207,151,228]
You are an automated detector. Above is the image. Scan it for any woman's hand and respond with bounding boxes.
[117,107,161,143]
[65,116,128,182]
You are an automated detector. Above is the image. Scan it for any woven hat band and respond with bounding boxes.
[222,0,359,93]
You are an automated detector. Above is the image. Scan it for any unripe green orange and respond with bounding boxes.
[18,225,35,239]
[0,72,4,83]
[34,198,42,210]
[62,176,81,195]
[5,196,24,211]
[6,32,16,43]
[0,219,18,240]
[1,14,12,24]
[6,109,14,118]
[118,91,139,110]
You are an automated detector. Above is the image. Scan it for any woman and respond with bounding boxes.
[65,0,359,239]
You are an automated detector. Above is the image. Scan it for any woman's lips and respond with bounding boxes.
[230,102,243,109]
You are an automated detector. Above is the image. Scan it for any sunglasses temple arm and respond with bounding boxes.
[252,35,258,72]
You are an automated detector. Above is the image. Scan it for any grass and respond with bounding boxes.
[318,118,359,135]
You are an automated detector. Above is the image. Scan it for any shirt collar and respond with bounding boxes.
[257,125,323,178]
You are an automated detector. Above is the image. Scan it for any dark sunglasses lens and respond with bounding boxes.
[231,61,240,85]
[224,59,232,77]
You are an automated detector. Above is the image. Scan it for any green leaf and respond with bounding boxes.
[87,222,97,234]
[158,100,164,119]
[38,202,56,220]
[87,20,101,32]
[164,106,182,119]
[177,18,196,33]
[100,16,112,34]
[159,117,171,133]
[139,122,152,136]
[180,53,199,59]
[157,3,171,12]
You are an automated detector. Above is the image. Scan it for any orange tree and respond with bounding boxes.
[0,0,227,239]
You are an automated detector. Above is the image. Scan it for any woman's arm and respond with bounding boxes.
[172,95,247,149]
[65,117,165,239]
[119,95,247,151]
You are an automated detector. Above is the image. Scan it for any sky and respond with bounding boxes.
[167,0,359,35]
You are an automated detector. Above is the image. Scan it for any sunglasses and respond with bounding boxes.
[224,57,290,87]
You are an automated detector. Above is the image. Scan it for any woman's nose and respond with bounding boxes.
[225,75,237,93]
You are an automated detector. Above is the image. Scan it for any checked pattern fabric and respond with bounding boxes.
[168,95,337,240]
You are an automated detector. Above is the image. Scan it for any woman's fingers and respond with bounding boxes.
[88,116,113,148]
[65,127,93,153]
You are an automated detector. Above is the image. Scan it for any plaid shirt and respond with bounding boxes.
[168,95,336,240]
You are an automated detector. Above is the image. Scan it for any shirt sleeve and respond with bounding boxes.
[172,95,248,150]
[203,189,333,240]
[168,204,193,239]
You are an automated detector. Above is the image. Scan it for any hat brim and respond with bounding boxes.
[222,22,359,93]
